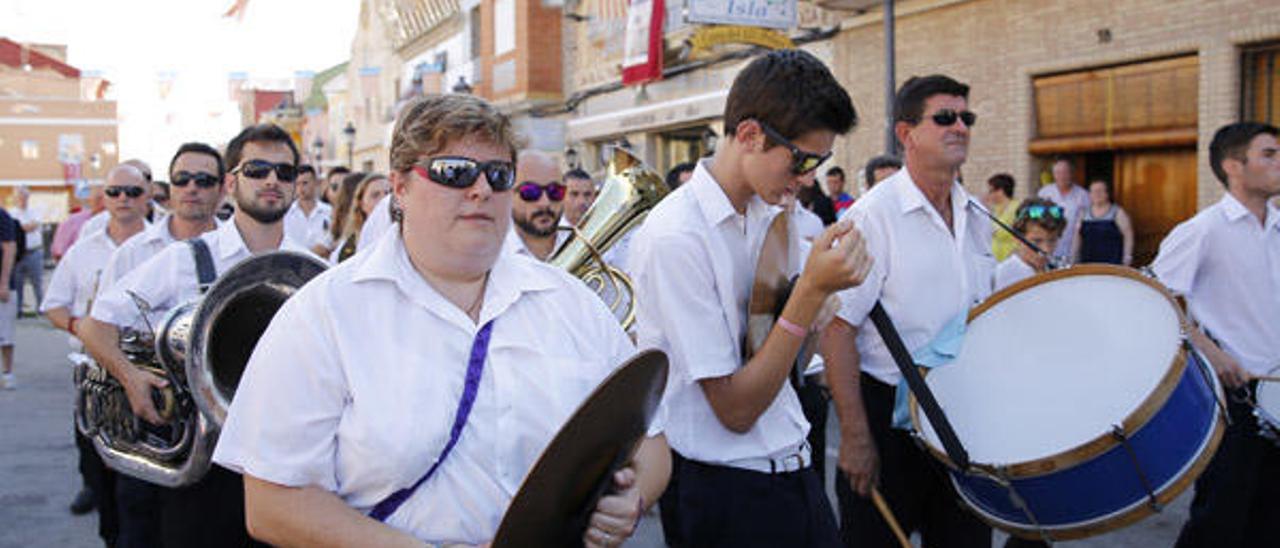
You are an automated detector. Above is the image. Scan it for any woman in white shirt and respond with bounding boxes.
[215,94,670,547]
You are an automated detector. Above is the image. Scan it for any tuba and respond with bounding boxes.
[75,251,327,487]
[549,147,669,329]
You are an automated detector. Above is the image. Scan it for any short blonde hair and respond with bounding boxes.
[389,94,522,172]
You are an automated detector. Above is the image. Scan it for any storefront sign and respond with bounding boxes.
[688,0,796,30]
[688,25,795,56]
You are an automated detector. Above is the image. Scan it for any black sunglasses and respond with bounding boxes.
[517,181,566,202]
[172,171,221,189]
[923,109,977,128]
[233,159,298,183]
[758,121,832,175]
[105,186,146,199]
[412,156,515,191]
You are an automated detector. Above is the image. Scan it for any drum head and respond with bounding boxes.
[915,266,1184,466]
[491,350,668,547]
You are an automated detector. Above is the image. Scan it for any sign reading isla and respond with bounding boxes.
[688,0,796,30]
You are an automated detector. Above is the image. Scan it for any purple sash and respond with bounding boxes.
[369,319,495,522]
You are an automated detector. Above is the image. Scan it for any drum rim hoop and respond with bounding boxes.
[910,264,1194,478]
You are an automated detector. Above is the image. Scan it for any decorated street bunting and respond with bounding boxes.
[621,0,664,86]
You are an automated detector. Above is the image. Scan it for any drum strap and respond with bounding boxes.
[869,302,971,471]
[185,239,217,293]
[368,319,495,523]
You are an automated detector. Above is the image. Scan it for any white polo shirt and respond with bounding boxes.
[630,160,809,465]
[283,200,332,249]
[1151,193,1280,376]
[213,228,635,544]
[1037,183,1090,257]
[96,215,221,297]
[835,168,995,386]
[91,218,312,330]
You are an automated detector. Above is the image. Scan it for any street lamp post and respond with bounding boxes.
[342,122,356,169]
[311,137,324,169]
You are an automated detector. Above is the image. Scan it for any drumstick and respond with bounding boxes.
[1258,375,1280,383]
[871,486,911,548]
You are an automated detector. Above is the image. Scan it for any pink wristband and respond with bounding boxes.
[776,317,808,338]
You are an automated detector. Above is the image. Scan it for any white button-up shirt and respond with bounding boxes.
[994,254,1036,291]
[42,226,140,346]
[283,200,331,249]
[1151,193,1280,376]
[835,168,995,385]
[357,194,394,252]
[77,210,109,242]
[12,206,44,250]
[91,219,312,330]
[213,229,635,544]
[1037,183,1090,257]
[96,215,221,297]
[630,160,809,465]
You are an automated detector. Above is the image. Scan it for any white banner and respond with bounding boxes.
[687,0,796,30]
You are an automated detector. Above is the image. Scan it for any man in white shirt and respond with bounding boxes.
[40,163,150,542]
[78,160,154,244]
[632,49,868,546]
[563,167,598,227]
[81,124,307,548]
[508,150,566,261]
[822,74,993,547]
[1037,156,1090,258]
[282,164,331,249]
[214,93,668,547]
[1153,122,1280,548]
[11,185,45,314]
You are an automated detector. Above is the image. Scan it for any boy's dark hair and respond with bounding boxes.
[1013,197,1067,235]
[562,168,592,183]
[297,164,316,177]
[724,49,856,143]
[987,173,1015,199]
[826,166,845,180]
[168,142,225,180]
[224,124,300,172]
[665,162,695,189]
[894,75,970,124]
[1209,122,1279,187]
[865,155,902,185]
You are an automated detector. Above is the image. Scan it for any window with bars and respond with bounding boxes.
[1242,42,1280,126]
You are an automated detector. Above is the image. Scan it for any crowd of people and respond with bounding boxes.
[0,47,1275,548]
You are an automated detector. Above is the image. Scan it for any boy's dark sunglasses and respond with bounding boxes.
[1019,204,1064,220]
[412,156,516,191]
[171,171,221,188]
[516,181,566,202]
[105,186,146,198]
[233,160,298,183]
[925,109,977,128]
[758,121,832,175]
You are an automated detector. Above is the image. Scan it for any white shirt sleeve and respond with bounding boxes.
[1150,218,1203,296]
[40,250,78,313]
[214,282,346,489]
[358,196,392,251]
[834,208,889,327]
[90,244,183,328]
[634,232,740,381]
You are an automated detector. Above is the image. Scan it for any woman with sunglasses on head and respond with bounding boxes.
[1071,179,1134,266]
[214,94,671,548]
[994,198,1067,291]
[330,173,391,264]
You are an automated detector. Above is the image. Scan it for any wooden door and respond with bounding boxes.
[1113,148,1197,266]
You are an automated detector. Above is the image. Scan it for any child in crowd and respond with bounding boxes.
[995,197,1067,290]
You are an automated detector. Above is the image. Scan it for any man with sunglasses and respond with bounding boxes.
[82,124,311,548]
[283,164,332,249]
[39,163,151,545]
[821,74,993,548]
[505,150,568,260]
[630,49,868,546]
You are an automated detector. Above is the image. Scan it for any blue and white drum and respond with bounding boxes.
[911,265,1225,541]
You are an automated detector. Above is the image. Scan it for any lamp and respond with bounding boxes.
[565,147,579,170]
[342,122,356,169]
[311,137,324,167]
[452,76,473,94]
[702,128,719,154]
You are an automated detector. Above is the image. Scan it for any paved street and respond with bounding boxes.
[2,315,1190,547]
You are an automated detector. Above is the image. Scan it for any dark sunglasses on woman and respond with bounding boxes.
[233,159,298,183]
[105,186,146,198]
[412,156,516,191]
[172,171,221,188]
[516,181,566,202]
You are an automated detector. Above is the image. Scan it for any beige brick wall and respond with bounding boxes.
[829,0,1280,208]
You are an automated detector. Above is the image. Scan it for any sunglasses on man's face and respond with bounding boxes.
[233,159,298,183]
[758,121,832,175]
[105,186,146,199]
[1019,204,1064,220]
[171,171,221,189]
[412,156,516,191]
[516,181,566,202]
[925,108,977,128]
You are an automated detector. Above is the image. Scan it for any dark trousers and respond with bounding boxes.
[836,373,990,548]
[76,429,118,546]
[660,452,841,547]
[1175,383,1280,548]
[798,378,830,487]
[116,465,266,548]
